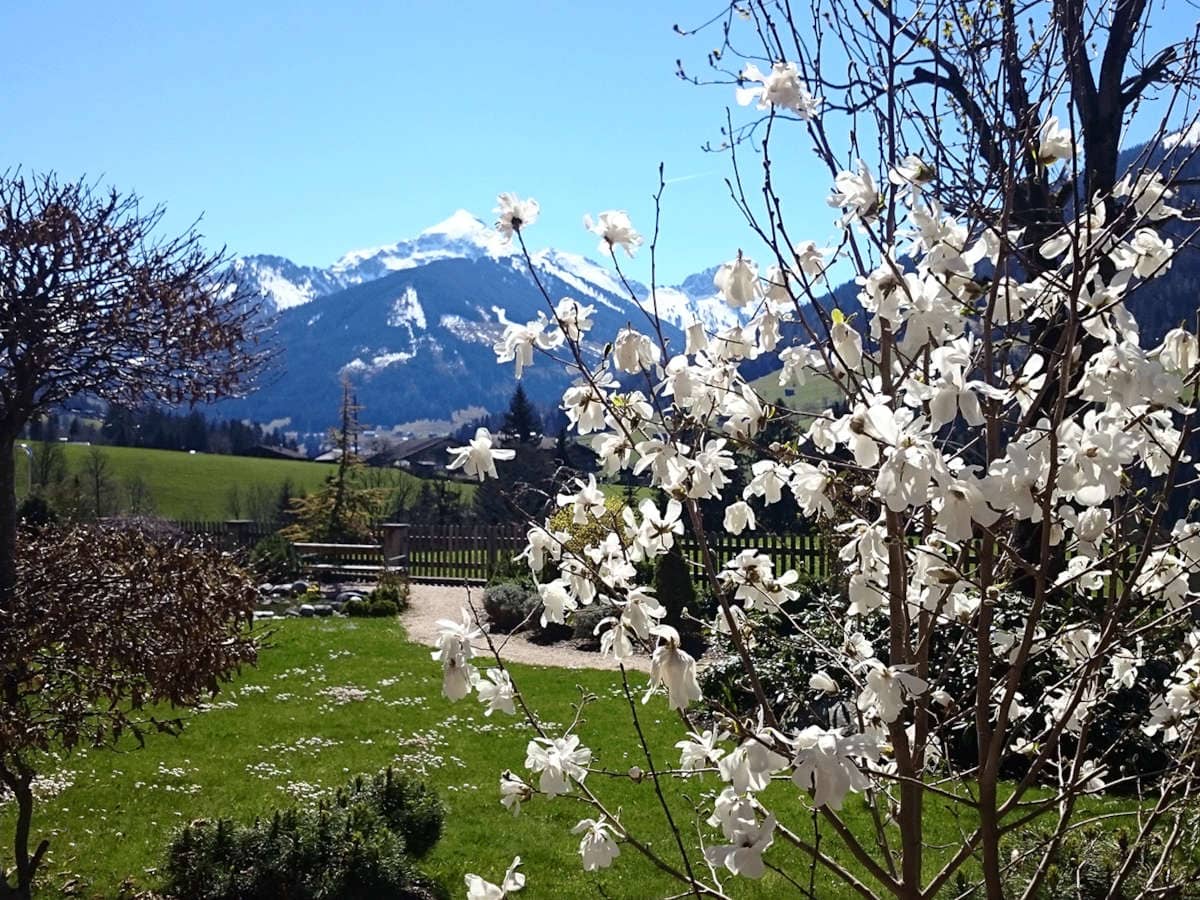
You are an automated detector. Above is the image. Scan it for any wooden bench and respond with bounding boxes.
[292,542,407,580]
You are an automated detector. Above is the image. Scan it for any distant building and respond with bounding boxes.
[246,444,310,461]
[366,436,455,477]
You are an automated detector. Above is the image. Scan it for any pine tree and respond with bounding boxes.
[502,384,542,445]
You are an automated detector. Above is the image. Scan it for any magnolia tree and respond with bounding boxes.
[441,2,1200,897]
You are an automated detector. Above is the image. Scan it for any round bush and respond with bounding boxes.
[572,603,612,645]
[344,598,369,617]
[371,573,411,613]
[483,582,534,633]
[367,599,399,618]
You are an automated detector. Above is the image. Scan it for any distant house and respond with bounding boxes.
[313,448,344,463]
[246,444,309,462]
[366,436,455,477]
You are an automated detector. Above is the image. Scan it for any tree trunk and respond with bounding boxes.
[0,431,18,609]
[0,763,42,900]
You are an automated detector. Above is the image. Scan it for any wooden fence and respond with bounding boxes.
[173,520,832,585]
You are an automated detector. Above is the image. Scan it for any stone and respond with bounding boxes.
[298,604,316,618]
[291,581,310,594]
[253,610,275,620]
[312,604,333,617]
[336,591,363,603]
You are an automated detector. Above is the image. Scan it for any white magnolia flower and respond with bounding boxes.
[828,162,881,225]
[736,61,821,117]
[552,297,595,341]
[718,728,790,794]
[525,735,592,796]
[791,725,879,809]
[1157,328,1199,374]
[466,856,525,900]
[724,500,757,535]
[584,210,643,257]
[447,428,516,481]
[714,254,760,308]
[612,327,660,373]
[889,154,936,188]
[476,668,516,716]
[704,809,777,879]
[646,625,702,710]
[537,579,578,627]
[499,770,531,815]
[830,310,863,371]
[494,193,540,241]
[809,670,839,693]
[676,728,729,771]
[685,320,709,355]
[793,240,828,277]
[493,317,561,378]
[431,608,481,701]
[856,659,928,722]
[557,474,606,525]
[1036,115,1074,164]
[637,497,684,555]
[572,817,621,870]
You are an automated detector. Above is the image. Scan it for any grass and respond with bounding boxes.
[2,619,1141,899]
[14,444,474,521]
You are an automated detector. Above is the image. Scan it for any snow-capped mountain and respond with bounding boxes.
[238,210,742,330]
[221,212,753,430]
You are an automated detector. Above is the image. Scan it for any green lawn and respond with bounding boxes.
[2,619,1141,899]
[14,444,473,520]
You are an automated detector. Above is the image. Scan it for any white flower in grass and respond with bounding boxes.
[676,728,729,771]
[431,608,481,701]
[714,253,760,308]
[447,428,515,481]
[476,668,516,716]
[466,856,525,899]
[584,210,642,257]
[645,625,702,711]
[572,816,621,870]
[525,735,592,797]
[494,192,539,241]
[499,770,531,816]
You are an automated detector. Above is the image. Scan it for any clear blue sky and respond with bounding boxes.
[0,0,791,284]
[1,3,1194,285]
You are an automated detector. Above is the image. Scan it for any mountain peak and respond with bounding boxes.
[421,209,489,239]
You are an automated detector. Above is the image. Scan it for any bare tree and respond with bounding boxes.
[80,446,114,519]
[0,525,258,899]
[0,172,268,601]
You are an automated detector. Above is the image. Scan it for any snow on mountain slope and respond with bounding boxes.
[237,212,742,334]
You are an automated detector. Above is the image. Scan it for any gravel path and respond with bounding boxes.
[402,583,651,673]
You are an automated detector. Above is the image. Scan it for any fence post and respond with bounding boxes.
[381,523,410,572]
[486,526,497,580]
[224,519,256,551]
